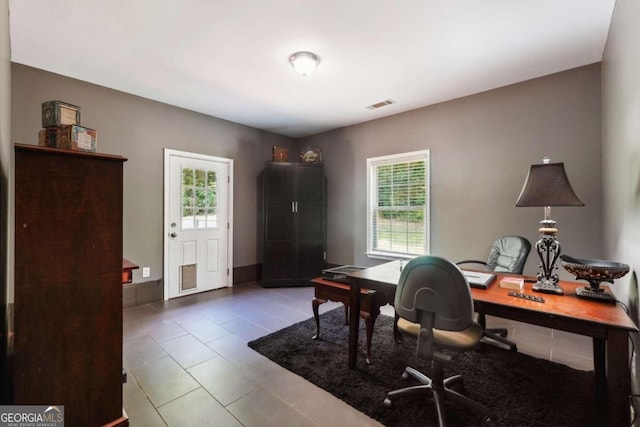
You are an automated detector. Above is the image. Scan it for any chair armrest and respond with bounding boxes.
[455,260,487,267]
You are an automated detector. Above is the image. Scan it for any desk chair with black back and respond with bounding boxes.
[383,256,496,427]
[457,235,531,351]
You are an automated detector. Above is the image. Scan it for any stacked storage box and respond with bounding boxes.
[38,100,97,152]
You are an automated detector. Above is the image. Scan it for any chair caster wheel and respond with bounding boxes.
[383,397,392,407]
[498,331,508,337]
[484,417,496,426]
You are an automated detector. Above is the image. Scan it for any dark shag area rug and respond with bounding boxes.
[248,308,607,427]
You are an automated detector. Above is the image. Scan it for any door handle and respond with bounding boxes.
[170,232,178,238]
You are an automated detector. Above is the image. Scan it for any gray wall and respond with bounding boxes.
[10,64,296,284]
[301,64,603,278]
[601,0,640,392]
[10,52,604,285]
[602,0,640,304]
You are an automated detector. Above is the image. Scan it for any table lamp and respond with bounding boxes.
[515,158,584,294]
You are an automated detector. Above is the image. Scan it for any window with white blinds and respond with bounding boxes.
[366,150,430,258]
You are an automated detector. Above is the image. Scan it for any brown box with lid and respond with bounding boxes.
[38,124,97,152]
[41,100,81,127]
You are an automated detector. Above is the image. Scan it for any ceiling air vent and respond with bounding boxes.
[366,99,396,110]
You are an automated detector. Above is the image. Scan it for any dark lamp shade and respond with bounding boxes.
[515,162,584,207]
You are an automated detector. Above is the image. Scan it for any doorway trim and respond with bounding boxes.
[163,148,234,300]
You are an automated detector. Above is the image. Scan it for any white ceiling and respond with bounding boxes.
[8,0,615,138]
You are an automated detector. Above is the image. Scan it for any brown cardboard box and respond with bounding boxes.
[38,125,97,152]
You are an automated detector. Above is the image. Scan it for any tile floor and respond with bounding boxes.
[123,282,594,426]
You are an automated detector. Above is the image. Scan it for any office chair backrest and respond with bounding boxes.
[486,235,531,275]
[394,256,474,332]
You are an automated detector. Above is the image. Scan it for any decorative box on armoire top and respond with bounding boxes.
[260,162,326,287]
[11,144,128,426]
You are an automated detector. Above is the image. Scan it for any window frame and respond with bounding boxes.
[366,149,430,260]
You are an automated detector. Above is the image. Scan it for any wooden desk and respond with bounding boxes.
[347,260,638,427]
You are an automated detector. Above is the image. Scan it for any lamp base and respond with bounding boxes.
[531,225,563,295]
[575,286,617,303]
[532,279,564,295]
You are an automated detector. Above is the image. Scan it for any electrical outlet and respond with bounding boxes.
[142,267,150,278]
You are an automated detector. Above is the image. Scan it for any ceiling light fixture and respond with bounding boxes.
[289,51,320,76]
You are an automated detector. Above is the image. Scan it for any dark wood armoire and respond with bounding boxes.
[10,144,128,426]
[260,162,326,287]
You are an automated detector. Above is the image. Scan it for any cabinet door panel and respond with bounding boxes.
[296,202,324,241]
[295,240,325,281]
[265,203,293,240]
[266,163,293,202]
[295,164,324,202]
[263,241,293,281]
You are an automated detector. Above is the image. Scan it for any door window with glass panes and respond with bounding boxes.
[181,167,217,229]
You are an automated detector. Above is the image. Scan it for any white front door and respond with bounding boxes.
[164,149,233,299]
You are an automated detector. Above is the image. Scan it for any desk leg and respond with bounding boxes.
[348,277,361,369]
[606,329,630,427]
[593,338,606,401]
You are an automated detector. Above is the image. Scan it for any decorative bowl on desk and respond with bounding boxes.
[559,255,629,302]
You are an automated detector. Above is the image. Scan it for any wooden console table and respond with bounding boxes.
[311,277,393,364]
[122,258,139,284]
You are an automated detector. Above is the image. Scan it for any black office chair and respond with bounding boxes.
[383,256,496,427]
[457,235,531,351]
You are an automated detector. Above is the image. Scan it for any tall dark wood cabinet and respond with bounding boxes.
[261,162,325,287]
[11,144,128,426]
